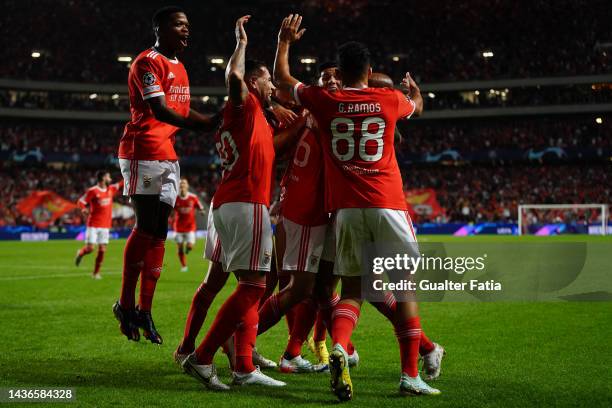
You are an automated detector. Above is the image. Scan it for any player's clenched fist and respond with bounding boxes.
[235,15,250,43]
[278,14,306,43]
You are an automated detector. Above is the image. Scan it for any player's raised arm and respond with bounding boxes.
[274,14,306,97]
[225,15,251,105]
[400,72,424,117]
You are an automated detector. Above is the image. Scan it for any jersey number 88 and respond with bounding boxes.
[330,117,386,162]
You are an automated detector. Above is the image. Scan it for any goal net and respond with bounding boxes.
[518,204,609,236]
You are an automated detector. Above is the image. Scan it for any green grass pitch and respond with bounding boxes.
[1,236,611,407]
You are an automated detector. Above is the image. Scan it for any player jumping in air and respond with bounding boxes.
[172,178,204,272]
[181,15,304,390]
[113,6,219,345]
[274,14,441,399]
[75,171,123,279]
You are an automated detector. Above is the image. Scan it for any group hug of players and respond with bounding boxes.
[76,6,446,401]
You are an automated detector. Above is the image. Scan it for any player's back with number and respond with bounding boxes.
[294,84,415,211]
[213,93,275,208]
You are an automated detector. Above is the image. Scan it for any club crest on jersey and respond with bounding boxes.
[143,175,152,188]
[167,72,175,79]
[142,72,156,86]
[263,250,272,265]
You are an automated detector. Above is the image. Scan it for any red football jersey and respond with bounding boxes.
[119,48,191,161]
[213,93,275,208]
[279,115,328,226]
[173,192,203,232]
[78,181,123,228]
[292,84,415,211]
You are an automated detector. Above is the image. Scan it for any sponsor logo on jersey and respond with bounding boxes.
[143,72,156,86]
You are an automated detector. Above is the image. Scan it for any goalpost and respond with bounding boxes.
[518,204,609,236]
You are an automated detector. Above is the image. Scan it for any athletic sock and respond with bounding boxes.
[139,237,165,312]
[178,249,187,267]
[371,291,398,322]
[313,309,327,342]
[234,303,259,373]
[78,246,93,257]
[180,282,218,353]
[257,292,284,335]
[419,331,436,355]
[120,229,153,310]
[195,279,266,365]
[285,298,317,358]
[94,248,105,274]
[331,302,360,352]
[394,316,422,377]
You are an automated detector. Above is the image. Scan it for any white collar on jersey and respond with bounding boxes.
[152,47,179,64]
[343,86,368,90]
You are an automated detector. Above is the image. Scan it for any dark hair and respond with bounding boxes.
[337,41,370,82]
[96,170,109,182]
[152,6,185,30]
[318,61,337,74]
[245,59,267,80]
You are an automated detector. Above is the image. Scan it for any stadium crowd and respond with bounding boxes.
[3,85,611,113]
[1,162,609,227]
[2,117,609,159]
[1,0,609,85]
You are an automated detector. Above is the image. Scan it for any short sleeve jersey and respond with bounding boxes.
[119,48,191,161]
[78,182,123,228]
[173,193,203,232]
[292,84,415,211]
[212,93,275,208]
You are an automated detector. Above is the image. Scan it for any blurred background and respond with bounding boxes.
[1,0,610,238]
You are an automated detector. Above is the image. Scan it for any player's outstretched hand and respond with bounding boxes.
[235,15,251,44]
[272,103,299,125]
[279,14,306,43]
[400,72,420,97]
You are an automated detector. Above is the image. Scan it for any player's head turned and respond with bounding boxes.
[245,59,275,107]
[179,178,189,194]
[369,72,394,88]
[317,61,341,92]
[96,170,111,186]
[152,6,189,53]
[337,41,371,87]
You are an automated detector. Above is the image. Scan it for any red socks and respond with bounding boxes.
[94,248,105,274]
[196,279,266,365]
[313,310,327,342]
[120,229,153,310]
[257,293,283,335]
[394,316,422,377]
[234,302,259,373]
[285,298,317,358]
[419,331,435,355]
[180,282,218,353]
[139,238,165,311]
[178,247,187,267]
[78,246,93,257]
[331,302,360,352]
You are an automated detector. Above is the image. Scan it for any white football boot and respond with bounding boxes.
[422,343,445,380]
[347,349,360,367]
[399,373,441,396]
[182,353,230,391]
[180,266,189,273]
[252,347,277,369]
[232,366,286,387]
[280,355,321,373]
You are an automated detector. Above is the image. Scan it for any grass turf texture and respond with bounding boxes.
[0,236,610,407]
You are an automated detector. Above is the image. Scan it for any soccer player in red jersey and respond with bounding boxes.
[113,6,219,345]
[75,171,123,279]
[172,178,204,272]
[181,15,303,390]
[274,15,440,398]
